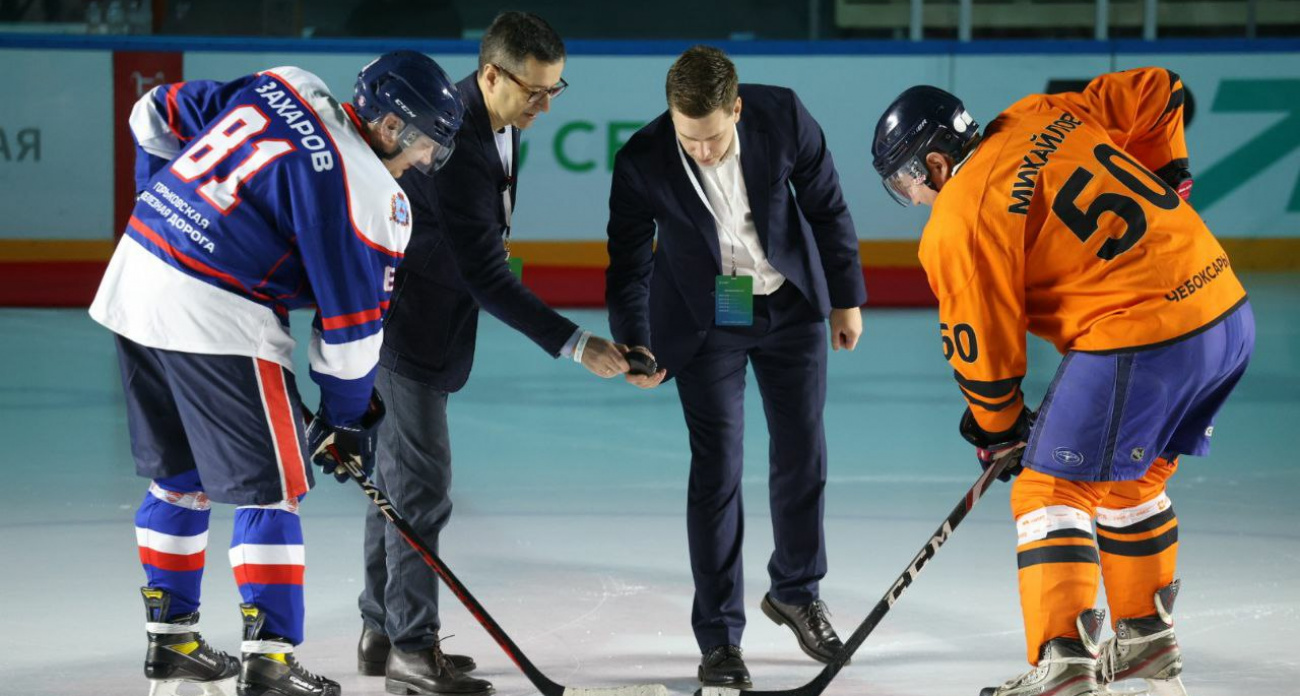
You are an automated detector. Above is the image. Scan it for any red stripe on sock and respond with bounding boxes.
[139,547,206,572]
[233,563,304,586]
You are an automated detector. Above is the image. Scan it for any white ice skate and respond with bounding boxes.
[979,609,1106,696]
[1097,581,1187,696]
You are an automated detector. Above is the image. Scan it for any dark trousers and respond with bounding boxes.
[358,365,453,652]
[674,282,829,652]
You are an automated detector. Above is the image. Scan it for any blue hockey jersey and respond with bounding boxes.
[91,66,412,426]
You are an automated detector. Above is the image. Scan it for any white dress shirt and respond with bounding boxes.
[682,126,786,295]
[495,126,514,229]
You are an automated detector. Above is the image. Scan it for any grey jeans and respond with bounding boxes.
[358,365,453,652]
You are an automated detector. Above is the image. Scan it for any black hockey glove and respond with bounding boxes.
[304,392,386,483]
[1157,163,1194,202]
[959,406,1036,482]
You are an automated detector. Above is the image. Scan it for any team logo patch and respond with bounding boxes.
[1205,426,1215,438]
[1131,447,1146,462]
[390,192,410,226]
[1053,447,1085,467]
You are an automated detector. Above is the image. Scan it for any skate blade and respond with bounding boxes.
[148,681,182,696]
[147,677,236,696]
[1144,676,1188,696]
[1104,676,1188,696]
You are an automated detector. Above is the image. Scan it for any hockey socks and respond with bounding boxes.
[1011,471,1102,664]
[1097,458,1181,623]
[230,503,306,645]
[136,472,211,617]
[1010,460,1182,665]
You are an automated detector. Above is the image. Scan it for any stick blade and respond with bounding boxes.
[562,685,670,696]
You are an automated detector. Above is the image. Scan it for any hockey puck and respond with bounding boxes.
[625,350,659,376]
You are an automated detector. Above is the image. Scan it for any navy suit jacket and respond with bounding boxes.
[605,84,866,376]
[381,73,578,392]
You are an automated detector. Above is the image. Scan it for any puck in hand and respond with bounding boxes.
[625,350,659,376]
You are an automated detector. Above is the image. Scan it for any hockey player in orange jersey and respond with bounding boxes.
[871,68,1254,696]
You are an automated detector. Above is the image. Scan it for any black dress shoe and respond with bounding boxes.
[760,593,845,664]
[385,644,494,696]
[360,624,392,675]
[698,645,752,689]
[360,625,478,676]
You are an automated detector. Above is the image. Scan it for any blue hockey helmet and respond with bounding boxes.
[354,50,465,174]
[871,85,979,206]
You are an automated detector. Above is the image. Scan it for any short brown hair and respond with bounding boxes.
[665,45,738,118]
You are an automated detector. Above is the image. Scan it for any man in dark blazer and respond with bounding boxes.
[358,13,630,696]
[606,46,866,688]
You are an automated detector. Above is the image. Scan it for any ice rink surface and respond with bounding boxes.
[1,273,1296,695]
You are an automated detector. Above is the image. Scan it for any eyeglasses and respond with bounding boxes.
[492,63,568,104]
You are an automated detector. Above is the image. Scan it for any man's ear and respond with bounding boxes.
[925,151,953,187]
[733,96,743,121]
[481,63,500,90]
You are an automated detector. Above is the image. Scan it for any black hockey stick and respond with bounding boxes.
[327,446,669,696]
[696,456,1016,696]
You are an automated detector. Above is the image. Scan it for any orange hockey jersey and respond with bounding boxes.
[918,67,1247,437]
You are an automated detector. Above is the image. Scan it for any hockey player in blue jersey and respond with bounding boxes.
[90,50,465,696]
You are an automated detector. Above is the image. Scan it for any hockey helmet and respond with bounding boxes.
[354,50,465,174]
[871,86,978,206]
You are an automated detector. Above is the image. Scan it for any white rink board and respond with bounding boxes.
[2,47,1298,241]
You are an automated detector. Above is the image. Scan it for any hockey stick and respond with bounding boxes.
[327,447,669,696]
[697,456,1016,696]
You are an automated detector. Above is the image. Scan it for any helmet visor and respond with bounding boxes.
[881,155,929,207]
[394,122,456,175]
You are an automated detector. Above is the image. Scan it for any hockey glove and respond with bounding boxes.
[959,406,1035,482]
[1159,165,1194,202]
[304,392,386,483]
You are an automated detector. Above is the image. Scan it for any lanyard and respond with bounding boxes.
[677,139,744,276]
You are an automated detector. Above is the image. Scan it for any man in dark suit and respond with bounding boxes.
[606,45,866,688]
[357,13,630,696]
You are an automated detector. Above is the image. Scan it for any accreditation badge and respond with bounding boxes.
[715,274,754,326]
[508,256,523,280]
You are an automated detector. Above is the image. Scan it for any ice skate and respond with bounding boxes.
[237,604,340,696]
[1098,581,1187,696]
[979,609,1105,696]
[141,587,239,696]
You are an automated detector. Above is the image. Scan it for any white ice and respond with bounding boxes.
[1,278,1296,695]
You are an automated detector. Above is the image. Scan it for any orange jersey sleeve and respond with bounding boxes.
[919,162,1028,437]
[1051,67,1190,182]
[920,70,1246,434]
